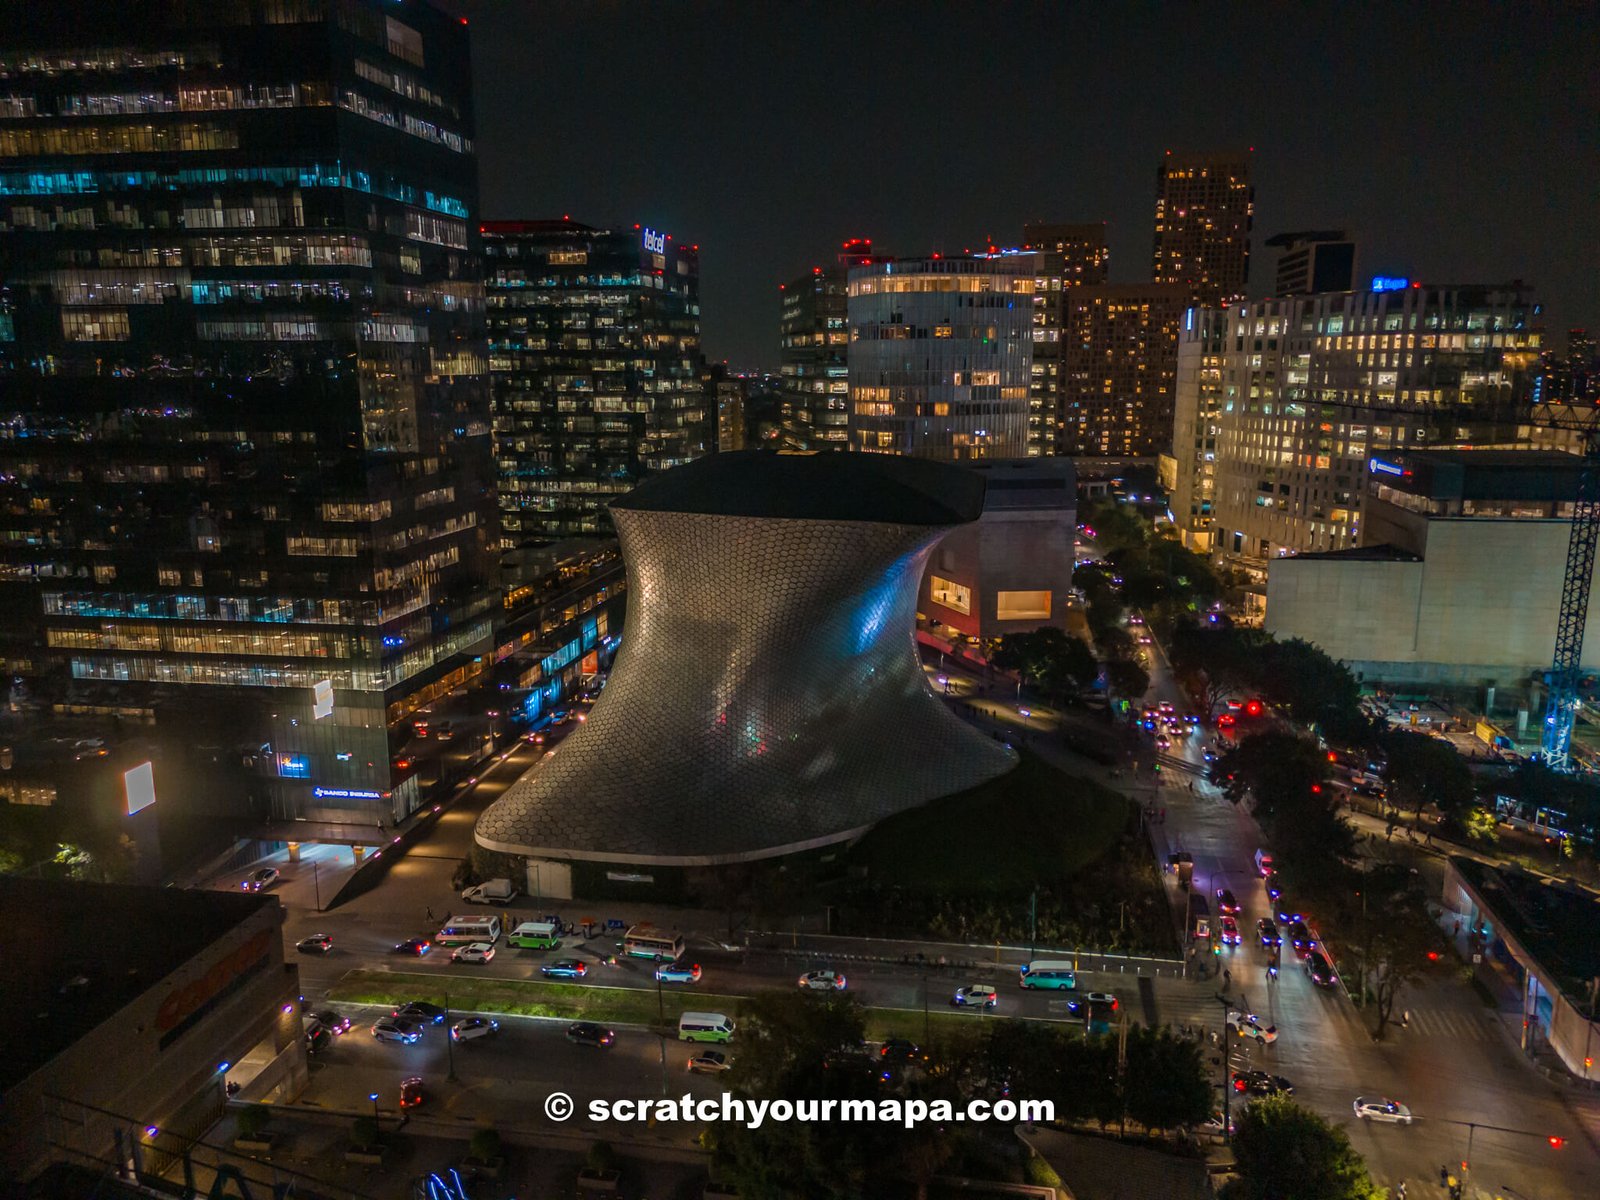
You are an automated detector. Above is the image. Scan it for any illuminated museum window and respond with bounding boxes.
[929,575,971,615]
[996,589,1051,620]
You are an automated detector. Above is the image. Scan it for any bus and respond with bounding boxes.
[508,921,562,950]
[623,924,685,961]
[434,915,501,946]
[1019,960,1077,990]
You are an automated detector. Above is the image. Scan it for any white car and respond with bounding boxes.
[241,867,280,891]
[798,969,847,992]
[1353,1097,1413,1124]
[450,1017,499,1043]
[1226,1011,1279,1044]
[951,985,999,1010]
[451,942,496,964]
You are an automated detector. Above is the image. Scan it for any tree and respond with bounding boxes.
[1380,729,1474,825]
[1121,1027,1211,1133]
[1256,639,1369,746]
[1338,863,1447,1038]
[1225,1096,1383,1200]
[990,628,1099,701]
[1104,659,1150,702]
[1169,624,1266,716]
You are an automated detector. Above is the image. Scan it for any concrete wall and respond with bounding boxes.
[921,506,1077,639]
[1266,515,1600,685]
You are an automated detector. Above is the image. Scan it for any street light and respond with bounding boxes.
[444,991,457,1082]
[368,1092,379,1123]
[1217,994,1234,1142]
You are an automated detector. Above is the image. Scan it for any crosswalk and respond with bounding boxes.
[1398,1006,1499,1042]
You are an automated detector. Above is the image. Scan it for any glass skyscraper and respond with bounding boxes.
[483,219,707,544]
[0,0,498,824]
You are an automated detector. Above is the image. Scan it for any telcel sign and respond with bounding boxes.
[642,227,666,254]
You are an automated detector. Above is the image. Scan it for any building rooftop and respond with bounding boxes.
[1281,543,1422,563]
[610,450,986,526]
[0,878,272,1092]
[1373,448,1582,503]
[965,457,1076,512]
[1453,857,1600,1004]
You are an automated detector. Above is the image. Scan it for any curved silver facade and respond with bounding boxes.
[477,458,1016,865]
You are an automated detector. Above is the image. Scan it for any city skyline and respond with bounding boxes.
[458,0,1597,369]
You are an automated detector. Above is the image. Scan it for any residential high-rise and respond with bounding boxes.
[1569,328,1597,404]
[778,239,878,450]
[1266,230,1357,295]
[483,219,708,544]
[1151,151,1254,307]
[1193,284,1541,570]
[1023,222,1109,455]
[1166,307,1230,550]
[1056,284,1189,457]
[0,0,498,825]
[847,256,1034,459]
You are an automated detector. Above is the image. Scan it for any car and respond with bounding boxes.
[311,1008,351,1035]
[798,969,847,992]
[567,1021,615,1048]
[541,958,588,979]
[1232,1070,1294,1097]
[524,730,546,744]
[1265,873,1283,901]
[451,1017,499,1042]
[879,1038,927,1063]
[305,1023,332,1055]
[688,1050,731,1074]
[1138,635,1153,645]
[1157,700,1173,713]
[1215,888,1240,915]
[1084,991,1118,1010]
[393,1002,447,1025]
[241,867,279,892]
[371,1017,423,1044]
[1306,950,1338,988]
[1275,904,1302,926]
[1290,921,1316,955]
[452,942,496,964]
[296,933,333,955]
[399,1076,425,1109]
[434,721,455,740]
[1218,713,1237,728]
[1256,918,1281,947]
[1155,736,1172,749]
[1220,915,1241,945]
[655,961,703,984]
[1226,1011,1279,1043]
[1353,1097,1413,1124]
[394,938,431,956]
[951,985,999,1009]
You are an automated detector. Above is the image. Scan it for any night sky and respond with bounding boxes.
[455,1,1598,370]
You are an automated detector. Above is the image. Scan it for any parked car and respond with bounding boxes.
[296,933,334,954]
[1290,920,1316,955]
[451,1017,499,1043]
[451,942,496,964]
[566,1022,615,1048]
[951,985,999,1010]
[798,969,847,992]
[688,1050,731,1074]
[1353,1097,1413,1124]
[399,1076,426,1108]
[371,1017,423,1044]
[393,1002,446,1025]
[241,867,279,892]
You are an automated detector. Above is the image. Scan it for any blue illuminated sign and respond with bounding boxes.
[312,786,384,799]
[642,227,666,254]
[1371,276,1410,292]
[1368,457,1405,477]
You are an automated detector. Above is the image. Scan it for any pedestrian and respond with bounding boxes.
[1397,1182,1406,1200]
[1438,1165,1448,1187]
[1223,968,1231,988]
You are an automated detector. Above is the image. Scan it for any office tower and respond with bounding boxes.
[1199,284,1540,568]
[1056,284,1189,457]
[1023,222,1109,455]
[846,256,1034,460]
[1569,328,1597,404]
[1151,151,1254,307]
[778,239,878,450]
[1267,230,1357,295]
[0,0,497,825]
[1166,307,1230,550]
[714,373,747,452]
[483,219,708,544]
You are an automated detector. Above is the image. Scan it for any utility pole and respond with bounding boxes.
[444,991,457,1082]
[1218,995,1234,1142]
[312,859,321,912]
[1029,889,1037,959]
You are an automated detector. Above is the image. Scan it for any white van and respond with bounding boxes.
[677,1011,735,1043]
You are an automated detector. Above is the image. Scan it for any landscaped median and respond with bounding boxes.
[326,969,1054,1043]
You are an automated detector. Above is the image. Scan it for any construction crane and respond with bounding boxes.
[1541,423,1600,772]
